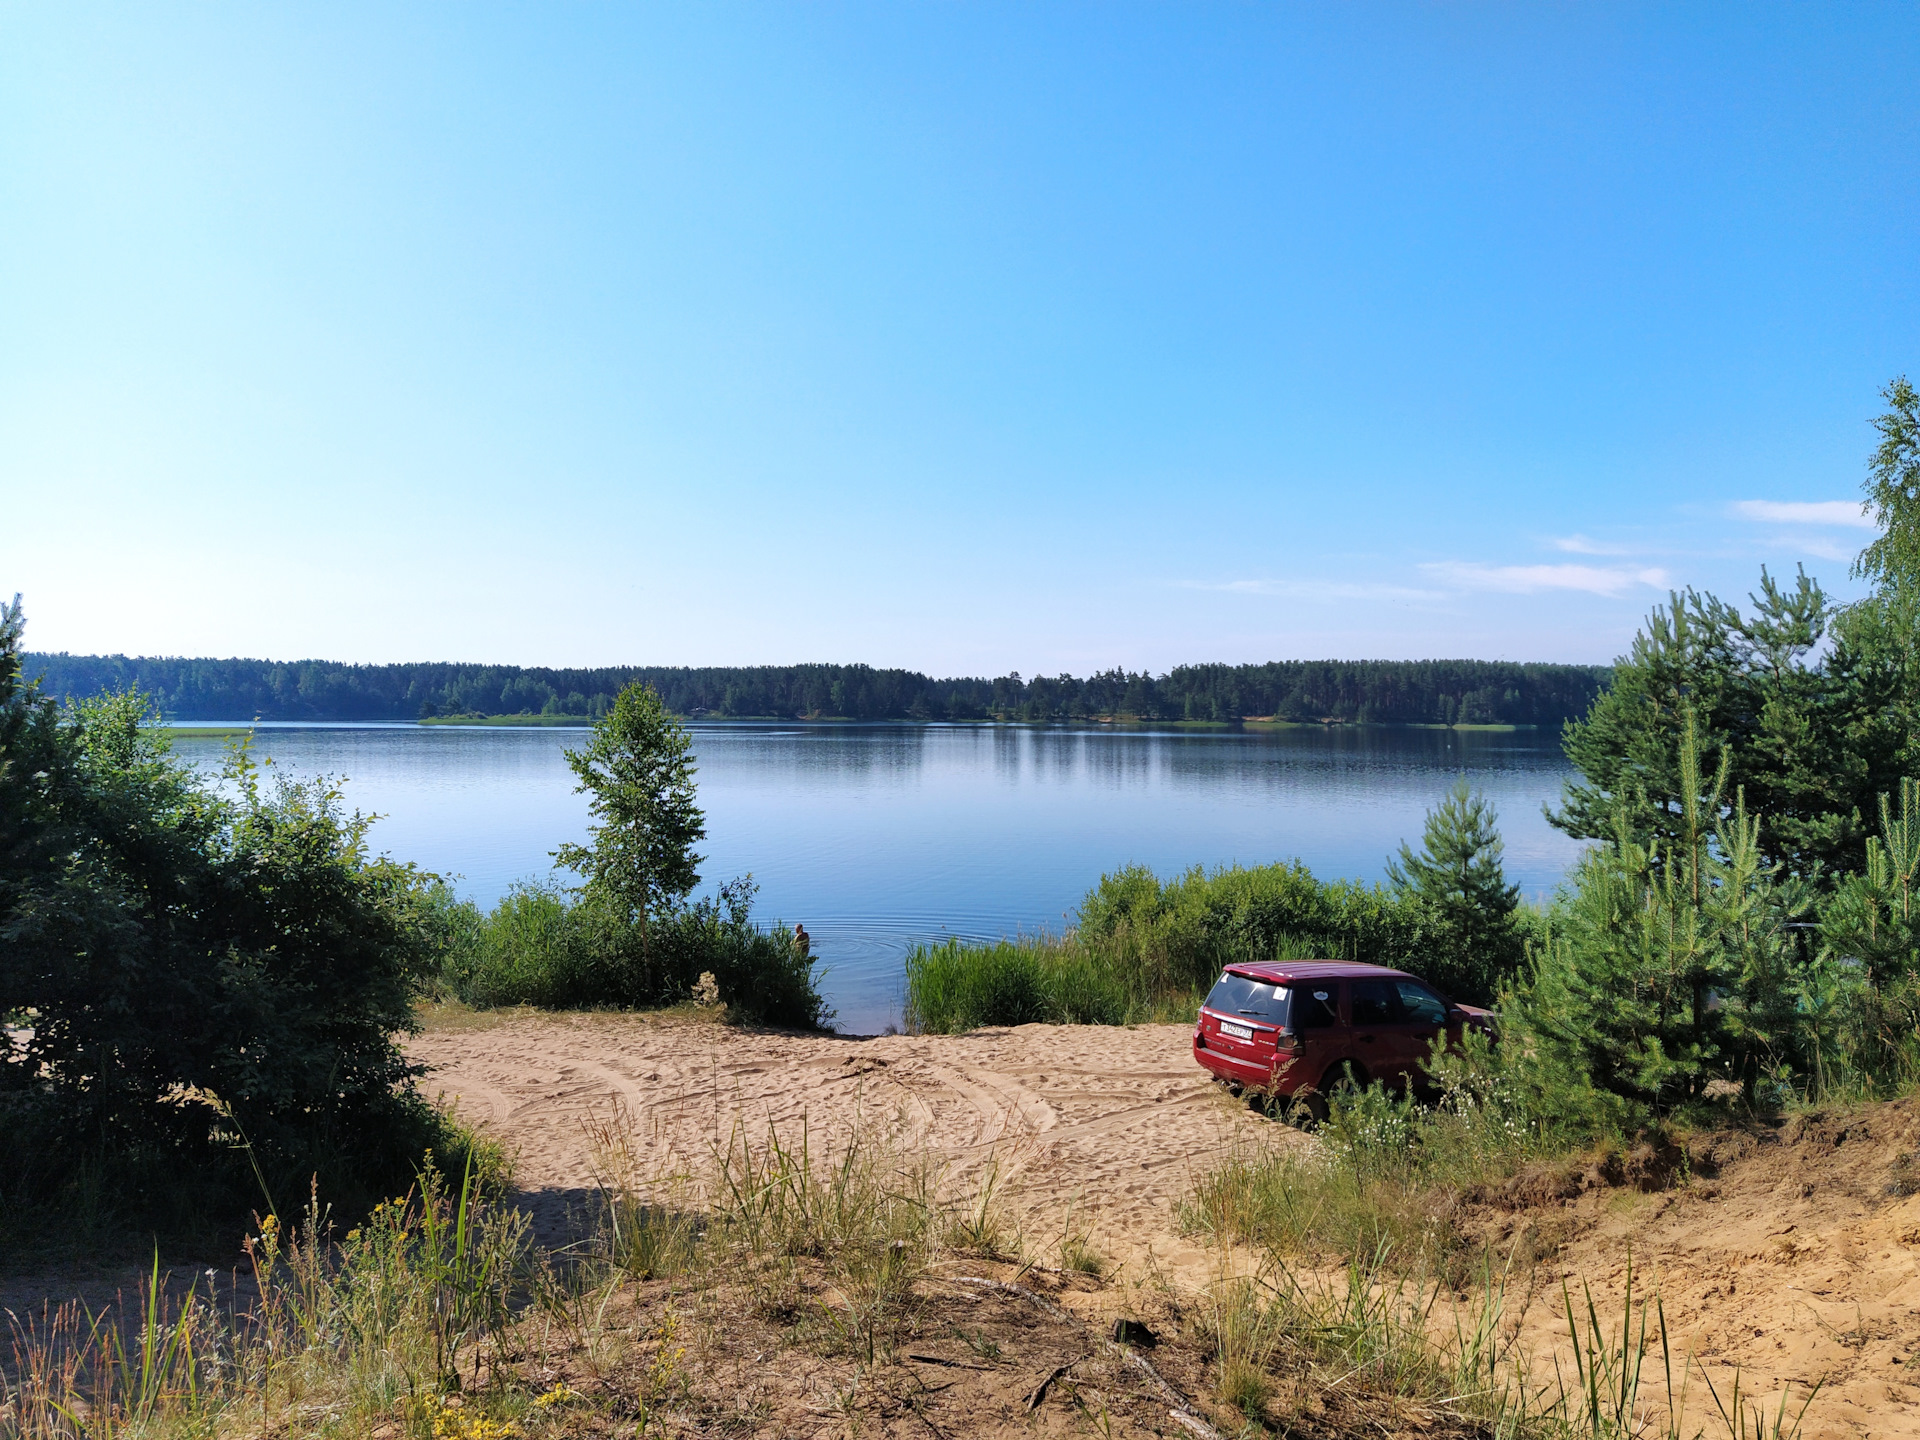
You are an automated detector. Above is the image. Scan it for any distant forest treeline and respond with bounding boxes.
[22,654,1611,727]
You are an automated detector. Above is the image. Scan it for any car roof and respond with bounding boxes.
[1219,959,1414,984]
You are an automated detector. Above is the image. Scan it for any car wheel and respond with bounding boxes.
[1323,1060,1366,1103]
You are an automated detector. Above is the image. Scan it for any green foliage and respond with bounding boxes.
[1075,857,1510,1002]
[435,877,829,1029]
[1855,374,1920,597]
[902,937,1137,1032]
[425,683,827,1027]
[1386,778,1525,1002]
[905,842,1536,1033]
[0,597,465,1240]
[1553,567,1906,884]
[1524,722,1820,1115]
[1820,777,1920,987]
[24,650,1612,725]
[554,682,705,948]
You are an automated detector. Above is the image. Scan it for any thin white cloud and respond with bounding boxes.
[1179,577,1443,604]
[1794,537,1854,563]
[1730,500,1876,529]
[1548,534,1634,556]
[1420,561,1670,597]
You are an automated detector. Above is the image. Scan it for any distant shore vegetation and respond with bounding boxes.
[25,654,1610,728]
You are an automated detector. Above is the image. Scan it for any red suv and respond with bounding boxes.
[1191,960,1493,1115]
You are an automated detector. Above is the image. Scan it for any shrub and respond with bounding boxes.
[0,600,472,1240]
[438,877,829,1030]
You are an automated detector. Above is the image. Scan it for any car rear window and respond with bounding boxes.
[1202,973,1288,1024]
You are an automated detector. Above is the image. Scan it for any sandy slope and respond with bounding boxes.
[1486,1102,1920,1440]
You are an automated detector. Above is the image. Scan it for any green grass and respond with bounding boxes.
[902,935,1201,1032]
[423,881,832,1030]
[420,713,597,726]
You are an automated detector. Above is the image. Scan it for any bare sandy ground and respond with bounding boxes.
[408,1011,1920,1440]
[406,1010,1274,1292]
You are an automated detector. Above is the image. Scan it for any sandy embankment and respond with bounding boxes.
[409,1012,1920,1440]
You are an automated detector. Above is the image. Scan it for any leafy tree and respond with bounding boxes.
[1855,375,1920,598]
[554,682,706,950]
[1387,778,1523,1002]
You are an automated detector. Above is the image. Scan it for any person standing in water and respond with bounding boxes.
[793,923,810,958]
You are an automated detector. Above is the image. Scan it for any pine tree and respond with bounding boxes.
[1386,777,1522,1001]
[1522,719,1814,1114]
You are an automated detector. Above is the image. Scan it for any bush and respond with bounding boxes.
[905,847,1536,1034]
[437,877,830,1030]
[1075,857,1512,1005]
[0,601,474,1241]
[428,679,831,1030]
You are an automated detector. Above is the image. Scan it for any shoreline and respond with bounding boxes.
[165,715,1548,733]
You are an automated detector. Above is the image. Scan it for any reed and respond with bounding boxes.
[902,935,1169,1032]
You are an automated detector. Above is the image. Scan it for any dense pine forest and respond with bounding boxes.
[22,653,1610,726]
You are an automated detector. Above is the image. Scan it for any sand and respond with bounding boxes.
[405,1010,1279,1293]
[408,1011,1920,1440]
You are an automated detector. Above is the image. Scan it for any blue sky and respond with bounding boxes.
[2,4,1913,673]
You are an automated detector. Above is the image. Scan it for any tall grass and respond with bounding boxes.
[1186,1035,1584,1276]
[2,1158,531,1439]
[0,1105,1020,1439]
[903,936,1170,1031]
[1194,1244,1817,1440]
[423,879,829,1030]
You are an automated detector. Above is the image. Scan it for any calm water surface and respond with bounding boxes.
[172,723,1583,1033]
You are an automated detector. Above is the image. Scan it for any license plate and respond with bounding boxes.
[1219,1022,1254,1041]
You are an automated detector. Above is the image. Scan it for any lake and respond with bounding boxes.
[169,722,1584,1033]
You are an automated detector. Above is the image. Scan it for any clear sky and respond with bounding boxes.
[2,4,1914,674]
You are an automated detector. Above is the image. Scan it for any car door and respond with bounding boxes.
[1345,979,1403,1084]
[1286,980,1344,1091]
[1390,979,1451,1087]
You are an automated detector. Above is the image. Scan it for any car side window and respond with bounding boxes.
[1292,986,1339,1029]
[1393,980,1448,1026]
[1349,980,1397,1026]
